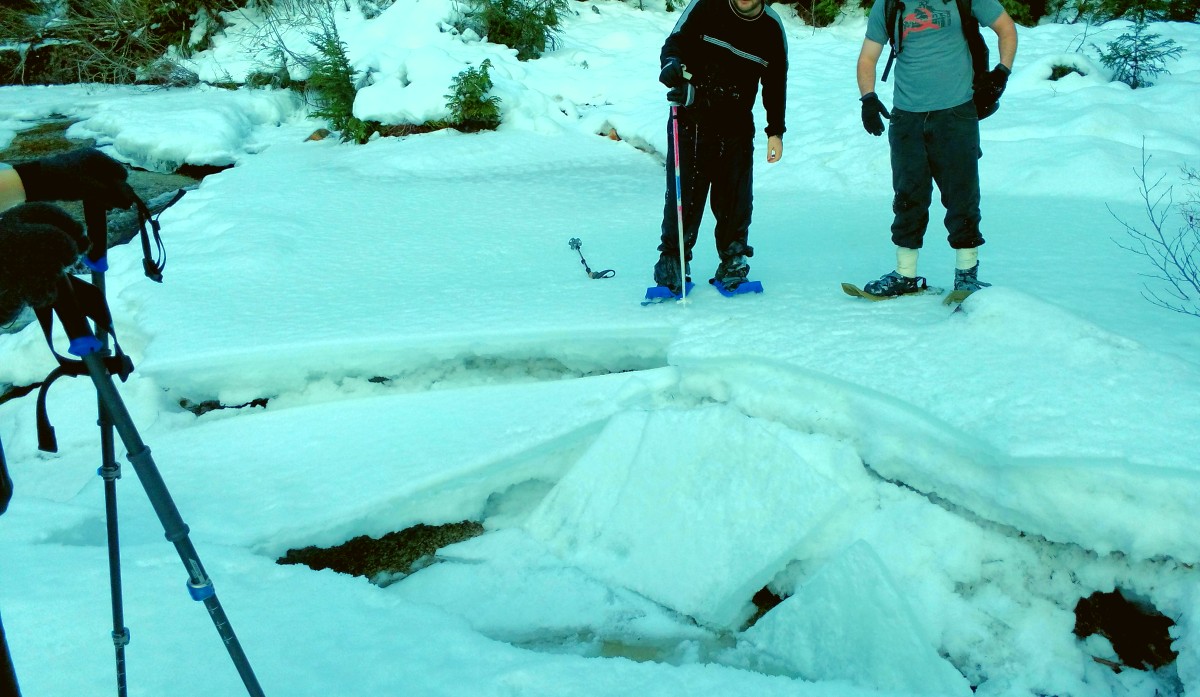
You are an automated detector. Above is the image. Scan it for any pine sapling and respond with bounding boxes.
[307,20,372,143]
[1097,11,1184,88]
[445,58,502,132]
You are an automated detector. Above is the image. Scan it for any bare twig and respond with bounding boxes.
[3,0,236,84]
[1110,144,1200,318]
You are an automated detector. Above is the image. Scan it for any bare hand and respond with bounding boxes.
[766,135,783,163]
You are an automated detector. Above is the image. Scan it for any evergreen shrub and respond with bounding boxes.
[306,19,373,142]
[459,0,569,61]
[445,58,502,132]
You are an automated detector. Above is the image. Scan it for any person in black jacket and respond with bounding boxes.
[653,0,788,294]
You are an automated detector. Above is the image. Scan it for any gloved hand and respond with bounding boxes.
[860,92,891,136]
[660,59,695,107]
[658,59,689,88]
[667,83,695,107]
[974,64,1010,117]
[0,202,85,325]
[12,147,136,211]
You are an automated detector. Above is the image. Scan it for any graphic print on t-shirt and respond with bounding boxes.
[901,1,951,40]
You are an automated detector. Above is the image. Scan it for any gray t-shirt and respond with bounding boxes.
[866,0,1004,112]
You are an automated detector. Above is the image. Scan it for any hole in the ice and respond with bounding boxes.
[1073,589,1178,672]
[179,397,269,415]
[743,585,784,629]
[277,520,484,587]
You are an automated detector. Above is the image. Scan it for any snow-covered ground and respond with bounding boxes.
[2,2,1200,696]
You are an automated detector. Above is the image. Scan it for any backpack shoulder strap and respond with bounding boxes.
[957,0,989,76]
[885,0,900,44]
[956,0,978,34]
[881,0,904,82]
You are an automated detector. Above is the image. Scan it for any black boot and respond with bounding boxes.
[863,270,926,297]
[653,254,690,295]
[953,263,992,292]
[712,255,749,290]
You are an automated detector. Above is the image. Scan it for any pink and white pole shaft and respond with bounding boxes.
[671,106,687,301]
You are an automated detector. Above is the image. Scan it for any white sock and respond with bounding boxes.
[956,247,979,271]
[896,246,919,278]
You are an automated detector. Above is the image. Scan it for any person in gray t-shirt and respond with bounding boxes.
[853,0,1017,299]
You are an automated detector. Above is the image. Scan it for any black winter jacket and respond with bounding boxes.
[661,0,788,138]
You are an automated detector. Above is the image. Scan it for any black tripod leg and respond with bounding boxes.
[82,352,265,697]
[1,437,19,696]
[1,607,20,697]
[100,429,130,697]
[88,228,131,697]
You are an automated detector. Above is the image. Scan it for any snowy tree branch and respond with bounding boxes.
[1110,146,1200,318]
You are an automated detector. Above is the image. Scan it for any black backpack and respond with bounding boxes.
[881,0,997,119]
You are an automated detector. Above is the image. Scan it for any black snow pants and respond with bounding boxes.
[658,112,755,263]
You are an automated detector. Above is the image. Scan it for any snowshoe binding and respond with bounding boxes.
[843,271,941,301]
[644,255,693,304]
[710,255,763,296]
[943,262,991,305]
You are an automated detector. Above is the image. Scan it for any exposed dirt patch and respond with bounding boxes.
[278,521,486,585]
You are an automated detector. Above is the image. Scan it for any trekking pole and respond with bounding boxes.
[567,238,614,279]
[83,202,130,697]
[671,105,688,302]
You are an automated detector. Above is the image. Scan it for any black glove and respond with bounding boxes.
[659,59,689,88]
[667,83,695,107]
[660,59,695,107]
[0,202,85,325]
[860,92,891,136]
[12,147,136,210]
[974,64,1010,118]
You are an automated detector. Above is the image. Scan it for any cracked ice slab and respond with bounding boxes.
[677,356,1200,563]
[524,404,854,630]
[744,539,972,697]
